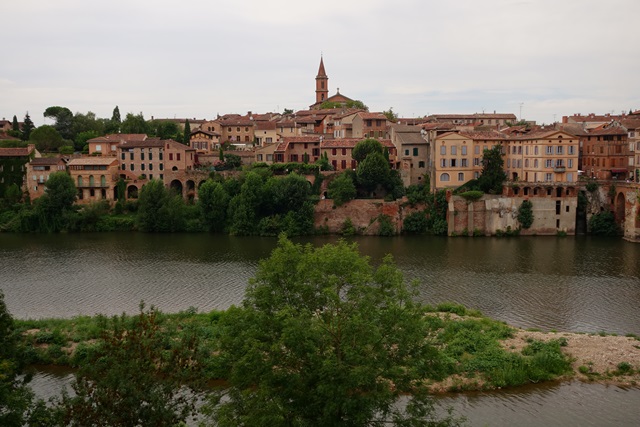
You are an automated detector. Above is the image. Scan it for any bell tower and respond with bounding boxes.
[315,56,328,104]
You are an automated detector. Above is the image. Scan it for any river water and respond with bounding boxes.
[2,233,639,426]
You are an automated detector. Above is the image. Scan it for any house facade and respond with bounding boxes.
[68,157,119,204]
[25,157,67,200]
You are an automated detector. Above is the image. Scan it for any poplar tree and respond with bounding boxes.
[21,113,34,141]
[183,119,191,145]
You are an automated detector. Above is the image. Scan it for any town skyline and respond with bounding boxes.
[2,0,639,127]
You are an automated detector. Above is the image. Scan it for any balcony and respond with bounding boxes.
[553,166,566,173]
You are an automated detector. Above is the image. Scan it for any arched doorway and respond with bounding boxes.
[170,180,183,197]
[127,185,139,199]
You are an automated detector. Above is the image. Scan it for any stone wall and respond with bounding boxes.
[314,198,405,235]
[448,194,578,236]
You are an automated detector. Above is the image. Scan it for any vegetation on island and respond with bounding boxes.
[1,236,589,425]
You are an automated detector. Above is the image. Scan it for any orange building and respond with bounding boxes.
[25,157,67,200]
[67,157,119,204]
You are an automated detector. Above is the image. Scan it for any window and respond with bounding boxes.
[405,149,410,156]
[556,146,563,155]
[95,145,102,152]
[474,172,479,179]
[534,146,539,155]
[440,173,450,182]
[100,175,106,186]
[546,146,553,154]
[159,164,164,171]
[567,172,573,182]
[121,153,125,160]
[451,146,457,155]
[159,152,163,161]
[149,152,153,160]
[545,159,552,168]
[474,145,480,154]
[130,152,134,160]
[149,164,153,171]
[177,153,181,161]
[266,154,273,162]
[451,159,457,167]
[341,160,346,169]
[141,164,145,171]
[342,148,346,155]
[568,146,575,155]
[418,161,425,168]
[440,159,446,167]
[568,159,573,168]
[89,175,95,187]
[312,148,320,156]
[78,176,83,186]
[458,172,464,181]
[534,159,539,168]
[130,164,134,171]
[141,152,145,161]
[461,146,467,155]
[121,164,125,170]
[545,173,553,182]
[461,159,468,167]
[440,146,446,155]
[149,174,153,180]
[413,147,418,156]
[169,153,173,161]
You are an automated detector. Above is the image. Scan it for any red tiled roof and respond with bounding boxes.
[68,157,119,166]
[321,138,394,148]
[30,157,65,166]
[0,146,33,157]
[119,139,165,149]
[358,112,388,120]
[87,134,149,143]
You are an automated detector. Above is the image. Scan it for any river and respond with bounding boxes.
[2,233,639,426]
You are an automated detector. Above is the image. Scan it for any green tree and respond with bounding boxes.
[21,113,34,141]
[29,125,66,152]
[517,200,534,229]
[478,145,506,194]
[183,119,191,145]
[356,151,390,194]
[35,171,77,232]
[106,105,122,134]
[352,138,383,163]
[11,115,19,132]
[320,99,368,110]
[283,108,294,115]
[120,112,149,134]
[44,106,74,140]
[209,236,462,427]
[197,180,230,232]
[58,305,205,426]
[148,120,180,140]
[0,291,34,427]
[327,172,356,206]
[588,211,621,236]
[223,153,241,169]
[315,151,333,171]
[71,111,105,141]
[382,107,398,123]
[137,179,186,232]
[75,130,100,152]
[227,172,264,235]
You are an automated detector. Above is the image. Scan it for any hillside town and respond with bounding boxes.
[1,58,639,240]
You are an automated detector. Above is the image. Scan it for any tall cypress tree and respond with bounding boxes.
[21,113,34,141]
[183,119,191,145]
[11,115,19,132]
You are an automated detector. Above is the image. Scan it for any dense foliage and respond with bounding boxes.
[517,199,534,229]
[211,236,464,426]
[588,211,621,236]
[478,146,507,194]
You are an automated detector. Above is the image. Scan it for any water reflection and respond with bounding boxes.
[1,233,639,334]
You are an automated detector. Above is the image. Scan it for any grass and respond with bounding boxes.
[16,304,575,391]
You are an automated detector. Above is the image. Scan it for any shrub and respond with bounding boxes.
[588,211,620,236]
[403,211,428,234]
[341,217,356,236]
[517,199,534,229]
[377,214,395,236]
[459,190,484,202]
[586,181,598,192]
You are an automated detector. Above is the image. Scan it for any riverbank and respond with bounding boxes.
[14,306,640,394]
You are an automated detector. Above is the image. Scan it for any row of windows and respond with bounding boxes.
[122,152,163,161]
[440,158,469,168]
[77,175,107,187]
[440,144,577,156]
[404,148,420,156]
[123,163,165,172]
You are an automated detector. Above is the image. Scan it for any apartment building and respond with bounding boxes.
[68,157,119,203]
[25,157,67,200]
[580,124,629,180]
[390,124,429,186]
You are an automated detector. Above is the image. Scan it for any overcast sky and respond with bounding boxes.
[2,0,639,127]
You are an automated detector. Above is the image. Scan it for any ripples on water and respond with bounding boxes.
[1,233,639,335]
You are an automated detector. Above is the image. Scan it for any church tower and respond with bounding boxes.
[315,56,328,104]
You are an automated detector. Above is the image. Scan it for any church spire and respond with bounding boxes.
[315,56,328,104]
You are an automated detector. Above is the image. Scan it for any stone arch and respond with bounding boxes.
[523,187,531,196]
[172,166,178,171]
[170,180,183,196]
[186,180,196,203]
[546,187,553,196]
[615,192,625,225]
[127,185,139,199]
[533,187,542,196]
[556,187,563,197]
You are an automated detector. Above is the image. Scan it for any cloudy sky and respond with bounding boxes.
[2,0,638,127]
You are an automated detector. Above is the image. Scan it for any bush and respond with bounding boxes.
[341,217,356,236]
[376,214,395,236]
[517,199,534,229]
[588,211,620,236]
[459,190,484,202]
[403,211,428,234]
